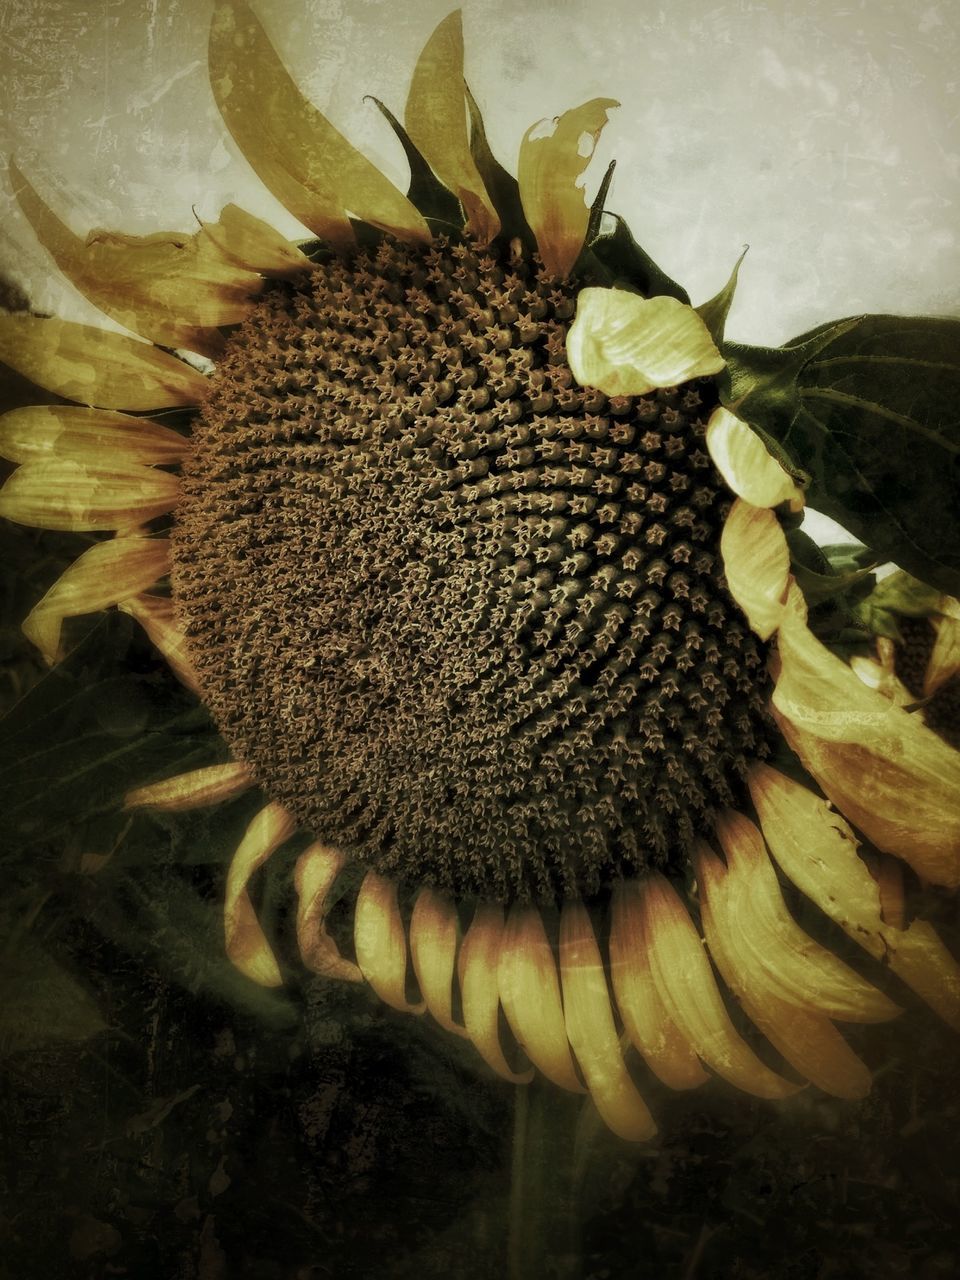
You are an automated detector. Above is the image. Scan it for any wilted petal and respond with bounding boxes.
[0,314,207,409]
[294,843,362,982]
[608,883,709,1090]
[498,905,583,1093]
[0,405,187,467]
[924,614,960,698]
[559,901,656,1140]
[567,287,724,397]
[224,801,295,987]
[720,499,791,641]
[354,871,425,1014]
[772,598,960,887]
[118,593,200,694]
[404,11,499,243]
[457,905,532,1084]
[0,459,179,531]
[209,0,428,248]
[409,887,468,1035]
[518,99,619,277]
[126,761,253,811]
[199,203,311,276]
[24,535,170,664]
[705,408,802,510]
[637,875,798,1098]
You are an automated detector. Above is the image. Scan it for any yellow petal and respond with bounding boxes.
[117,593,201,694]
[866,851,906,931]
[404,11,499,244]
[559,901,656,1140]
[199,203,311,277]
[566,287,725,397]
[457,904,533,1084]
[11,161,261,355]
[697,847,872,1100]
[712,810,898,1023]
[608,883,709,1090]
[126,761,253,811]
[720,499,791,641]
[705,408,803,510]
[293,843,362,982]
[498,905,583,1093]
[849,654,914,706]
[224,801,295,987]
[0,459,179,530]
[924,614,960,698]
[748,763,960,1030]
[0,405,187,467]
[637,875,798,1099]
[209,0,429,248]
[409,887,468,1036]
[772,598,960,887]
[0,314,207,410]
[518,98,619,277]
[24,535,170,664]
[353,871,425,1014]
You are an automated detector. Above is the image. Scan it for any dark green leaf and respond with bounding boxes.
[365,95,464,230]
[696,246,748,345]
[465,83,536,251]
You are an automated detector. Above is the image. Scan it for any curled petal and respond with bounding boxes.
[118,593,200,694]
[697,847,872,1100]
[209,0,428,248]
[849,654,914,706]
[772,600,960,887]
[409,888,468,1036]
[294,844,362,982]
[458,905,532,1083]
[126,761,253,811]
[354,872,425,1014]
[498,905,583,1093]
[24,536,170,664]
[720,499,791,641]
[518,99,619,277]
[749,763,960,1029]
[567,287,724,397]
[924,614,960,698]
[404,11,499,243]
[559,901,656,1140]
[712,811,898,1024]
[224,801,295,987]
[609,883,709,1090]
[0,459,179,531]
[637,875,798,1099]
[199,204,311,277]
[0,405,186,467]
[705,408,802,510]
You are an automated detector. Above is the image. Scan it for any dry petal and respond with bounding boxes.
[224,801,296,987]
[720,499,791,641]
[293,843,361,982]
[126,761,253,811]
[0,405,187,467]
[0,459,179,531]
[409,887,468,1035]
[705,407,802,510]
[457,905,532,1084]
[354,871,425,1014]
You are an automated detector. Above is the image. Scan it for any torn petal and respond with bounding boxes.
[354,871,425,1014]
[224,801,295,987]
[126,761,253,811]
[567,287,724,396]
[720,499,791,641]
[705,408,802,510]
[458,905,532,1084]
[294,843,362,982]
[0,405,187,467]
[0,459,179,531]
[409,887,468,1036]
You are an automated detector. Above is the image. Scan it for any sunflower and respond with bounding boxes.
[2,0,959,1144]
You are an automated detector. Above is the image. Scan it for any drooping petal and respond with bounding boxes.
[409,887,468,1036]
[559,901,656,1140]
[224,801,295,987]
[849,654,915,706]
[24,535,170,664]
[705,407,803,510]
[748,763,960,1029]
[354,871,425,1014]
[0,314,207,409]
[636,875,798,1098]
[498,905,583,1093]
[0,405,187,467]
[712,810,899,1023]
[293,843,362,983]
[125,761,253,811]
[0,459,179,531]
[404,11,499,243]
[457,905,532,1084]
[720,499,791,641]
[11,161,261,354]
[209,0,429,248]
[518,98,619,277]
[924,614,960,698]
[608,883,709,1090]
[566,287,725,396]
[199,203,311,276]
[771,595,960,887]
[117,593,200,694]
[697,846,872,1100]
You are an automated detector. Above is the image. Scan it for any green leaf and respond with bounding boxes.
[852,568,945,641]
[0,934,106,1056]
